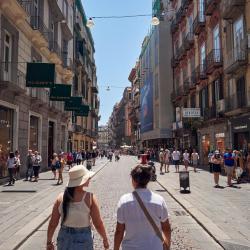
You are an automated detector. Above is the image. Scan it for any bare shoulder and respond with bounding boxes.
[56,192,64,204]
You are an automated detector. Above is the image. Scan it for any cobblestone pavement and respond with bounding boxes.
[19,156,221,250]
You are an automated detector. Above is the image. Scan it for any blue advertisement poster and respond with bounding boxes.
[140,72,153,133]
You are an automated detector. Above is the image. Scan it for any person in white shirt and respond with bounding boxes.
[183,150,190,171]
[191,149,199,172]
[114,165,171,250]
[164,149,171,173]
[172,149,181,173]
[159,149,164,174]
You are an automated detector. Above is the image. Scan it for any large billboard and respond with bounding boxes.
[140,72,153,133]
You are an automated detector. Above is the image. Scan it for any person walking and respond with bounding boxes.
[211,150,223,188]
[223,149,235,187]
[172,148,180,173]
[32,151,42,182]
[14,150,21,179]
[56,153,65,185]
[159,149,165,175]
[6,152,16,186]
[191,149,199,172]
[183,150,190,172]
[51,153,59,180]
[164,149,171,173]
[76,151,82,165]
[114,165,171,250]
[46,165,109,250]
[208,151,214,173]
[25,150,34,181]
[66,152,73,170]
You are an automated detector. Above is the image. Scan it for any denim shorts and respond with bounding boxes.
[57,225,93,250]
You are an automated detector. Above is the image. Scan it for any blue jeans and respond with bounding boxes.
[57,226,93,250]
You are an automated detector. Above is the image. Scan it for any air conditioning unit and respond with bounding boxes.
[216,99,225,113]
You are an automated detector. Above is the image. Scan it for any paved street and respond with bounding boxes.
[14,156,221,250]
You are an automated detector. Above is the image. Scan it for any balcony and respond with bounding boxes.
[182,0,193,9]
[194,64,208,82]
[193,12,206,35]
[205,0,220,16]
[48,0,64,22]
[183,78,190,95]
[224,47,248,74]
[73,124,84,133]
[0,63,26,95]
[225,93,247,113]
[61,20,73,40]
[203,106,217,120]
[179,45,187,59]
[221,0,245,20]
[176,6,185,24]
[30,88,50,106]
[190,71,197,88]
[30,16,52,42]
[206,49,223,74]
[183,32,194,51]
[49,40,61,59]
[17,0,32,16]
[171,19,178,33]
[91,85,99,94]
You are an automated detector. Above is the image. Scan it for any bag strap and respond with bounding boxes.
[133,191,164,242]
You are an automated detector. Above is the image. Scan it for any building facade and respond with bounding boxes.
[139,16,174,149]
[97,125,110,149]
[71,0,99,152]
[0,0,74,177]
[171,0,250,163]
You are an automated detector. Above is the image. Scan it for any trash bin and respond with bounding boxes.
[140,154,148,165]
[86,160,92,170]
[179,171,190,193]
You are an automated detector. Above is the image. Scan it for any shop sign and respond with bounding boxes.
[64,97,82,111]
[26,63,55,88]
[50,84,72,101]
[216,133,225,138]
[183,108,201,118]
[74,105,90,117]
[233,125,248,130]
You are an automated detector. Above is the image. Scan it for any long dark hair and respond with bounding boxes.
[62,187,75,223]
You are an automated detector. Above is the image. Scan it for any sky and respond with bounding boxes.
[82,0,153,126]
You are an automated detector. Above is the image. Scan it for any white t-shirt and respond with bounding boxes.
[183,153,189,161]
[117,189,169,250]
[172,151,180,161]
[192,152,199,161]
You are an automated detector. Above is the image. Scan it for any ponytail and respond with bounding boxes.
[62,187,75,223]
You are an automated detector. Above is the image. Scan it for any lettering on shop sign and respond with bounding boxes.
[215,133,225,138]
[234,125,247,130]
[182,108,201,118]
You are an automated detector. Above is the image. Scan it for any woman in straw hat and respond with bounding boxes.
[46,165,109,250]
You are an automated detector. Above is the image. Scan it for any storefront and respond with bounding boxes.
[231,115,250,152]
[215,133,225,153]
[201,134,210,165]
[0,105,14,178]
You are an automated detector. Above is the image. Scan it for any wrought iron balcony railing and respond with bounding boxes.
[225,93,247,112]
[30,16,52,42]
[183,32,194,51]
[206,49,223,74]
[193,12,206,35]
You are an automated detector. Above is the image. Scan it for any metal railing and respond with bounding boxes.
[30,88,50,104]
[0,62,26,90]
[224,47,248,72]
[193,12,205,34]
[17,0,33,16]
[203,106,217,120]
[30,16,52,42]
[206,49,223,69]
[183,32,194,50]
[49,40,61,58]
[225,93,247,111]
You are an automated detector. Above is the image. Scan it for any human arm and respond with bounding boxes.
[46,195,62,250]
[90,194,109,249]
[114,222,125,250]
[161,219,171,250]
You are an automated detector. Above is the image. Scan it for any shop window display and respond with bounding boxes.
[0,106,14,178]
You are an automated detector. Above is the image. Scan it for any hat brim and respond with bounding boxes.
[67,170,95,188]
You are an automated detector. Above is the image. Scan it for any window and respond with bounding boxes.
[188,15,193,34]
[233,16,244,59]
[199,0,205,21]
[4,31,12,80]
[200,43,206,72]
[29,116,39,151]
[213,25,221,61]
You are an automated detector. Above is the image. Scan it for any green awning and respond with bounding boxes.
[26,63,55,88]
[73,104,90,117]
[50,84,71,101]
[64,97,82,111]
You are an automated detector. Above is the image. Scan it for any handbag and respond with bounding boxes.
[133,191,169,250]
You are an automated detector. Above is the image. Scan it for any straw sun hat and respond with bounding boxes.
[67,165,95,188]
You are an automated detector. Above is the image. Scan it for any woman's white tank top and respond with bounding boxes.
[59,192,91,228]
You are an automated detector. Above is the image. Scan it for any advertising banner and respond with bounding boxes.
[140,72,153,133]
[26,63,55,88]
[50,84,71,101]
